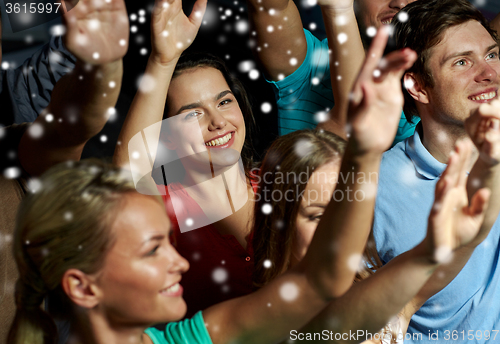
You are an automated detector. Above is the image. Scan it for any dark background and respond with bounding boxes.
[1,0,498,160]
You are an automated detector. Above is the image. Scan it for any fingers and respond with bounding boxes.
[469,188,491,217]
[375,48,417,83]
[456,139,472,187]
[189,0,208,28]
[358,26,390,81]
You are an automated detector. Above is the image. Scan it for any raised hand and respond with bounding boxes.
[347,26,417,155]
[62,0,129,64]
[465,99,500,167]
[151,0,207,65]
[426,140,491,263]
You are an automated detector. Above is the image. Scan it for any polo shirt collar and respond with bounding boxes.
[405,123,447,180]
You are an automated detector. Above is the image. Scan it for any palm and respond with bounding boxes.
[63,0,129,64]
[347,27,416,155]
[151,0,207,64]
[465,100,500,167]
[427,141,490,262]
[350,73,405,153]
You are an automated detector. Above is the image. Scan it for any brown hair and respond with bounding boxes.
[252,129,383,288]
[392,0,499,123]
[8,160,146,344]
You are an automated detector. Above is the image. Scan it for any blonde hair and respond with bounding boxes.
[8,159,148,344]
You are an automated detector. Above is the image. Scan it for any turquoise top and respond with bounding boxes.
[145,312,212,344]
[267,29,420,145]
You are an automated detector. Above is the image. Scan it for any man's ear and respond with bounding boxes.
[404,73,430,104]
[61,269,101,309]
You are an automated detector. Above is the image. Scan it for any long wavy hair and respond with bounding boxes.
[252,129,383,288]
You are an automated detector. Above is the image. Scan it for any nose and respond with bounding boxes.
[388,0,414,10]
[168,245,190,274]
[475,61,498,83]
[207,109,227,131]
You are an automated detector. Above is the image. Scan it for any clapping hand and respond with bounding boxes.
[426,140,491,263]
[465,99,500,167]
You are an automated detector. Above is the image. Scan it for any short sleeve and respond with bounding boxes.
[2,35,76,124]
[145,311,213,344]
[267,29,334,136]
[392,112,420,147]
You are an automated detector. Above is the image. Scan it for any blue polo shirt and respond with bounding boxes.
[373,125,500,343]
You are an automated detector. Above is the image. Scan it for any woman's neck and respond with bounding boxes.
[71,309,149,344]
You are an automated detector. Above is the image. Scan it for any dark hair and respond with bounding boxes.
[252,129,383,288]
[164,53,257,180]
[392,0,499,123]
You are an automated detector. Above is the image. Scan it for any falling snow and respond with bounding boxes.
[28,123,44,139]
[212,267,228,283]
[64,211,73,221]
[28,178,43,193]
[279,281,299,302]
[261,102,272,113]
[294,138,314,158]
[261,203,272,214]
[3,167,21,179]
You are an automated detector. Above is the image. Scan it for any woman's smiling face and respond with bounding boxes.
[95,194,190,325]
[164,67,246,169]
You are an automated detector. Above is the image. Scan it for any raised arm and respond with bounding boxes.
[491,12,500,34]
[245,0,307,80]
[113,0,206,172]
[202,27,417,344]
[317,0,365,138]
[297,139,491,343]
[18,0,129,176]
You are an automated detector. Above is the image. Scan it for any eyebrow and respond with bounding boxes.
[306,204,327,208]
[441,43,499,66]
[141,234,165,247]
[174,90,233,115]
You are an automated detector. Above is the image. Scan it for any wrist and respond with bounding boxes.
[412,239,441,266]
[344,140,384,163]
[319,3,354,16]
[148,54,180,69]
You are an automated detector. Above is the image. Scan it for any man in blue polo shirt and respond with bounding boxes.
[373,0,500,342]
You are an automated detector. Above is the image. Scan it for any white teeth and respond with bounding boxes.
[162,283,180,294]
[381,19,392,24]
[205,133,232,147]
[471,91,496,101]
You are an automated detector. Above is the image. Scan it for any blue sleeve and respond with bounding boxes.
[267,29,334,136]
[3,35,76,124]
[392,112,420,147]
[145,312,213,344]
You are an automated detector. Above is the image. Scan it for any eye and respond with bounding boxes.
[454,59,467,66]
[218,99,232,107]
[486,51,499,60]
[308,213,323,221]
[146,245,160,256]
[184,110,202,120]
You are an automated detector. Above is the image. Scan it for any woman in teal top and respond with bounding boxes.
[7,3,490,344]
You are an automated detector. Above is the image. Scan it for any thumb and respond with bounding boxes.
[188,0,207,28]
